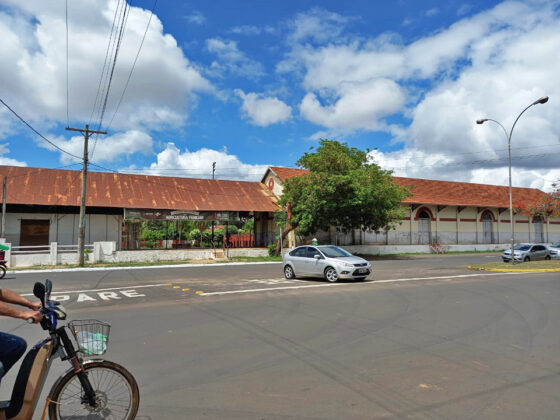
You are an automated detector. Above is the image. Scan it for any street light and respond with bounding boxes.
[476,96,549,263]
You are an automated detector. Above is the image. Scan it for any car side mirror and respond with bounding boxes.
[314,254,321,259]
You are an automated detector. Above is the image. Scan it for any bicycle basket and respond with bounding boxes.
[68,319,111,356]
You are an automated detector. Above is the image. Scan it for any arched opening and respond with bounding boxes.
[481,211,494,244]
[533,216,544,243]
[418,210,431,244]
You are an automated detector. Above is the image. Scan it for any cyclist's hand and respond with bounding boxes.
[29,301,42,311]
[21,310,43,323]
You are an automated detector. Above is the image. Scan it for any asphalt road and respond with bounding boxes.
[1,254,560,419]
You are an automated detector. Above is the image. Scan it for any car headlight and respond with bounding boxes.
[340,262,354,268]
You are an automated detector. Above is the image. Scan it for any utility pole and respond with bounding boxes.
[66,125,107,266]
[1,176,6,238]
[212,162,216,180]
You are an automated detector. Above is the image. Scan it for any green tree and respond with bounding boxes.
[277,139,411,254]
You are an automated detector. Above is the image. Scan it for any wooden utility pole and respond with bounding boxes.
[212,162,216,180]
[1,176,6,238]
[66,125,107,266]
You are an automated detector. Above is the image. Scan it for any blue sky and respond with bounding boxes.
[0,0,559,189]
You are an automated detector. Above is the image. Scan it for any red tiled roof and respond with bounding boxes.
[393,177,547,208]
[265,167,547,208]
[0,166,280,212]
[267,166,309,182]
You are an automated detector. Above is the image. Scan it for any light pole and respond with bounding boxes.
[476,96,549,263]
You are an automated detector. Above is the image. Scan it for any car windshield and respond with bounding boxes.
[514,245,531,251]
[318,246,353,258]
[552,242,560,247]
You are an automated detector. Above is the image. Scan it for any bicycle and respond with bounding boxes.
[0,279,140,419]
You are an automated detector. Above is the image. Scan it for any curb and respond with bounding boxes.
[6,261,282,275]
[468,265,560,273]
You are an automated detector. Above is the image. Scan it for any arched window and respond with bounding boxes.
[481,211,494,244]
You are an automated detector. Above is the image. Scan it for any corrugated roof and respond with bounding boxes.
[0,166,280,212]
[265,167,547,208]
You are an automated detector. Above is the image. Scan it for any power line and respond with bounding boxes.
[89,0,123,126]
[91,0,130,159]
[107,0,158,131]
[0,98,83,161]
[65,0,69,127]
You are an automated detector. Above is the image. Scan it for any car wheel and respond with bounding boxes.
[523,256,530,262]
[284,265,296,279]
[545,255,551,260]
[324,267,338,283]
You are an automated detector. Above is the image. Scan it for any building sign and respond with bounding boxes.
[124,209,248,222]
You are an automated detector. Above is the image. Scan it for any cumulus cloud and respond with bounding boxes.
[288,8,353,45]
[140,143,269,181]
[206,38,264,78]
[235,90,292,126]
[45,130,154,165]
[0,0,213,150]
[279,1,560,188]
[0,144,27,166]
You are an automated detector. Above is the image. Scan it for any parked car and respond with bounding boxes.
[548,241,560,260]
[502,243,551,262]
[283,245,371,282]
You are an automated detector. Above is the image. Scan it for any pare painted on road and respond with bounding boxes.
[52,289,146,303]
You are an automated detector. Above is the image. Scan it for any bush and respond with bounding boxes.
[268,243,277,256]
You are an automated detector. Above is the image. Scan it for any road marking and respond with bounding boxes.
[200,272,525,296]
[22,282,169,297]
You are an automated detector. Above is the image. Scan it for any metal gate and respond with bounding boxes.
[482,212,493,244]
[418,216,431,245]
[534,218,544,243]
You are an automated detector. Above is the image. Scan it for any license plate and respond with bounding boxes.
[358,268,367,273]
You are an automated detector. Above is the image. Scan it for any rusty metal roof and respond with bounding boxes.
[263,166,549,208]
[0,165,280,212]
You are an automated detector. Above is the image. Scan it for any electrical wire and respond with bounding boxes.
[65,0,69,127]
[106,0,158,131]
[91,1,130,159]
[89,0,123,126]
[0,98,83,161]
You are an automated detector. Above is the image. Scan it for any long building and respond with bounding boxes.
[262,167,560,246]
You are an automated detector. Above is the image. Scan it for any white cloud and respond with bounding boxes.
[142,143,269,181]
[184,11,206,25]
[288,8,353,45]
[235,90,292,126]
[0,143,27,166]
[230,25,275,36]
[206,38,264,78]
[45,130,154,164]
[0,0,213,138]
[299,78,406,131]
[278,1,560,188]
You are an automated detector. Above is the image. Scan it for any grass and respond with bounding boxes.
[356,250,502,260]
[469,260,560,271]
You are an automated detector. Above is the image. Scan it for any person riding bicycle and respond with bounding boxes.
[0,288,42,382]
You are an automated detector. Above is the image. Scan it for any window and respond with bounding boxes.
[307,247,322,259]
[20,219,50,246]
[292,247,307,257]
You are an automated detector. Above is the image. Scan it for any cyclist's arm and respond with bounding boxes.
[0,288,40,310]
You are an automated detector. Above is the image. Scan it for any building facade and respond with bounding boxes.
[262,167,560,246]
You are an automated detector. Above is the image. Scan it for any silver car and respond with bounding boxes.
[548,241,560,260]
[502,243,551,262]
[283,245,371,282]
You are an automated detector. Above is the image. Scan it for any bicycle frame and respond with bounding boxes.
[0,282,98,420]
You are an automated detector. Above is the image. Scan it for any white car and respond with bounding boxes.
[502,243,551,262]
[283,245,371,282]
[548,241,560,260]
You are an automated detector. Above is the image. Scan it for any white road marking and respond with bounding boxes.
[200,272,525,296]
[21,282,168,297]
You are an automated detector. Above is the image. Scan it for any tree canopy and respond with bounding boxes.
[516,182,560,218]
[278,139,411,237]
